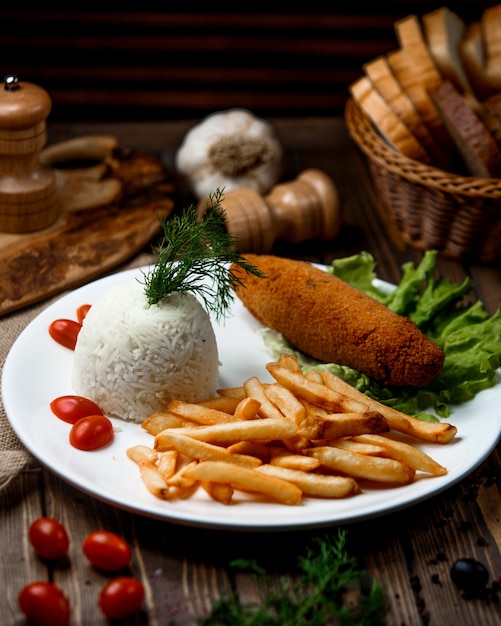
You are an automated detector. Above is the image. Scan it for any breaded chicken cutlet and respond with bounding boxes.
[231,254,444,387]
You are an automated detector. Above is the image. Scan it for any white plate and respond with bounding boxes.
[3,267,501,530]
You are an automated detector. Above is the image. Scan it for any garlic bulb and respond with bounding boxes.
[175,108,284,199]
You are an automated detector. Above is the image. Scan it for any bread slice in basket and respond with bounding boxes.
[349,76,431,163]
[422,7,474,97]
[430,79,501,178]
[484,92,501,124]
[482,4,501,91]
[419,7,501,142]
[395,14,444,92]
[385,48,457,166]
[459,21,495,101]
[363,55,449,168]
[392,14,460,162]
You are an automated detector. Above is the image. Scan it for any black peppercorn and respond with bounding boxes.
[450,558,489,593]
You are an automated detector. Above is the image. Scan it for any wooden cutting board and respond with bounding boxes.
[0,135,175,316]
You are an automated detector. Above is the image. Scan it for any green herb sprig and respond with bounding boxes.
[142,190,265,321]
[199,529,387,625]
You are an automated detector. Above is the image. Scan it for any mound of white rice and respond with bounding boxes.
[71,278,220,423]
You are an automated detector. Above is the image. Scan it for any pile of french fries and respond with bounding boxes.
[127,354,458,506]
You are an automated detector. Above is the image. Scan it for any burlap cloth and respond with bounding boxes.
[0,251,155,489]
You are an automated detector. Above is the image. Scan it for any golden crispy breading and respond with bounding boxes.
[231,254,444,387]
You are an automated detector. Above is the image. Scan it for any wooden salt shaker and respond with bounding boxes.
[199,169,341,253]
[0,75,58,232]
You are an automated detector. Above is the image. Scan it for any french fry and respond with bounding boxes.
[201,480,234,504]
[298,411,389,440]
[126,444,159,466]
[281,434,311,454]
[155,417,297,447]
[198,395,242,413]
[319,369,457,444]
[168,400,243,424]
[305,369,324,384]
[266,362,368,414]
[257,465,360,498]
[216,386,246,400]
[296,415,324,440]
[233,396,261,420]
[154,430,262,467]
[227,440,272,462]
[302,400,330,418]
[137,463,170,498]
[269,453,321,471]
[183,461,303,505]
[333,438,386,455]
[310,445,416,484]
[264,383,306,425]
[243,376,285,420]
[126,446,170,497]
[156,450,178,481]
[352,434,448,476]
[142,412,192,435]
[278,352,303,373]
[166,459,199,489]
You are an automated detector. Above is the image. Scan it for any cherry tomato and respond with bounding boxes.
[28,517,69,559]
[48,319,82,350]
[69,415,114,451]
[99,576,144,620]
[76,303,92,324]
[50,395,103,425]
[18,581,70,626]
[82,530,132,571]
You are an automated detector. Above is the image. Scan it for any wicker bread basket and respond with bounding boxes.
[345,97,501,263]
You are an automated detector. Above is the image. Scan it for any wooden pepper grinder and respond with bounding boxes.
[198,168,342,253]
[0,75,58,233]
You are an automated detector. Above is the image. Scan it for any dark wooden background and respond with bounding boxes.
[0,2,498,123]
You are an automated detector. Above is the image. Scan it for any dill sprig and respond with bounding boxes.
[142,190,265,321]
[199,529,387,625]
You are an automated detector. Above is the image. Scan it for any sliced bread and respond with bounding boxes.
[430,79,501,178]
[394,14,444,92]
[469,92,501,143]
[460,21,495,100]
[483,91,501,123]
[385,48,458,167]
[349,75,431,163]
[363,55,450,168]
[482,4,501,90]
[422,7,474,96]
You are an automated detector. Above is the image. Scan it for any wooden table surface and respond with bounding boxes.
[2,116,501,625]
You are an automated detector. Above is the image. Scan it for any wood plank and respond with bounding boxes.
[1,472,46,622]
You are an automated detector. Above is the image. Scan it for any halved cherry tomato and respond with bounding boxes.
[18,581,71,626]
[69,415,114,451]
[82,530,132,571]
[29,517,69,559]
[50,395,103,425]
[76,303,92,324]
[99,576,144,620]
[48,319,82,350]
